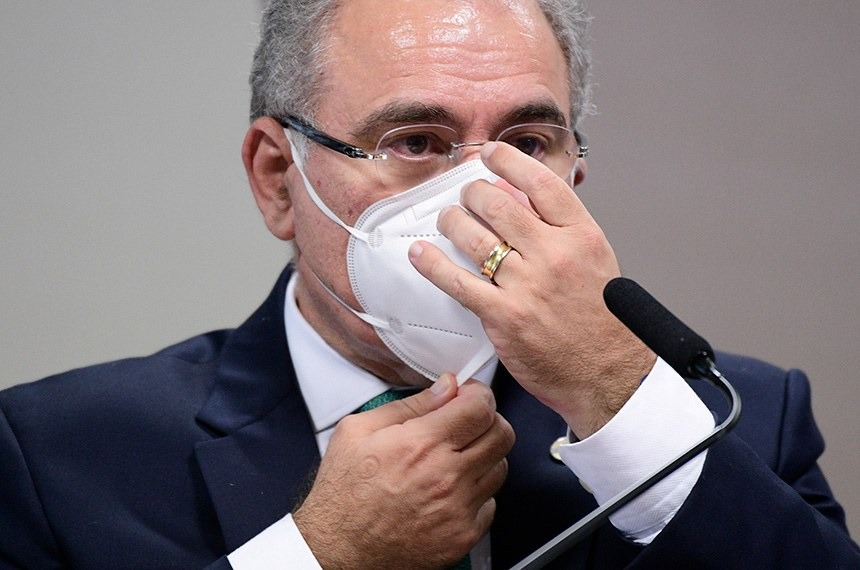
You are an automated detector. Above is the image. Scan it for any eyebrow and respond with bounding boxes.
[349,98,569,143]
[493,101,568,131]
[349,102,457,143]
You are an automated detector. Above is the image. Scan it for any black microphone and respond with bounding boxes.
[510,277,741,570]
[603,277,713,377]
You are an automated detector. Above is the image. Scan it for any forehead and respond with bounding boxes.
[316,0,570,136]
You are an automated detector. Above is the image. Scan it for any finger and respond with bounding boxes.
[447,498,496,562]
[474,497,497,539]
[472,458,508,505]
[460,178,544,250]
[495,178,540,217]
[418,379,499,450]
[408,239,500,314]
[436,205,525,282]
[459,412,515,474]
[357,373,458,432]
[480,141,591,228]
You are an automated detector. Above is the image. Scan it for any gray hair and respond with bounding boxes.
[249,0,593,129]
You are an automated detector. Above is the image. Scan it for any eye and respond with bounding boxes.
[498,124,573,163]
[502,129,559,161]
[387,132,448,160]
[378,126,455,162]
[507,134,547,158]
[403,134,431,155]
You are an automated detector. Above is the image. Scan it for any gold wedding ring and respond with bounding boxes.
[481,241,514,284]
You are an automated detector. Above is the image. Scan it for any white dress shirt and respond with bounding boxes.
[228,273,715,569]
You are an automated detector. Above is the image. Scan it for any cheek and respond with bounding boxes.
[294,156,384,226]
[291,187,349,270]
[287,161,382,285]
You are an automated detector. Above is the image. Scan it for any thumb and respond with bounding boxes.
[360,373,458,431]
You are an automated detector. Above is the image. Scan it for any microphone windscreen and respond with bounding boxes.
[603,277,714,377]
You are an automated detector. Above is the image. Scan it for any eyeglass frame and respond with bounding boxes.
[276,114,589,162]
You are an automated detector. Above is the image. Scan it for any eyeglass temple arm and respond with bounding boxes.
[278,115,377,160]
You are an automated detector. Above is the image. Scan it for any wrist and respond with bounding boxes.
[293,500,353,569]
[560,347,656,439]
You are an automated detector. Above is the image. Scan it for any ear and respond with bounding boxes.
[572,157,587,187]
[242,116,296,241]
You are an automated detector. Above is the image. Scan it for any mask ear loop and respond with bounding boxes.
[290,132,499,384]
[454,342,497,385]
[285,130,387,329]
[315,261,497,385]
[286,130,372,243]
[310,271,392,331]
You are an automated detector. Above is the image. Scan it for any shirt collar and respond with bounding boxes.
[284,272,392,434]
[283,271,497,434]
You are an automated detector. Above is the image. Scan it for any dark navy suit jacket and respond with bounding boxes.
[1,267,858,568]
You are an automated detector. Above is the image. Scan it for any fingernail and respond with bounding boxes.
[481,141,499,160]
[408,241,423,259]
[431,373,453,395]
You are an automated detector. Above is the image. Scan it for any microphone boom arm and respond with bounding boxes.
[510,279,743,570]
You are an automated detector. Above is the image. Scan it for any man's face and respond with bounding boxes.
[286,0,572,384]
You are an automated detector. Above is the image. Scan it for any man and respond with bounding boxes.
[1,0,857,568]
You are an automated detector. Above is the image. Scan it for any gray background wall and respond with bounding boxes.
[2,1,857,538]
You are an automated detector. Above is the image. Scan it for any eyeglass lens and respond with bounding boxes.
[373,123,578,191]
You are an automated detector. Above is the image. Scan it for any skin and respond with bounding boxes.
[241,0,654,566]
[414,140,655,437]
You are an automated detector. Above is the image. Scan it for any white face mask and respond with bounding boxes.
[288,133,498,383]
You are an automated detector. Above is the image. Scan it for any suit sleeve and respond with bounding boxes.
[628,369,859,568]
[0,403,63,569]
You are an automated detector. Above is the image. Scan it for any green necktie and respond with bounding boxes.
[355,389,415,412]
[355,390,473,570]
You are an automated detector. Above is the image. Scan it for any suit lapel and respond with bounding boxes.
[190,267,635,562]
[194,266,321,551]
[194,403,319,551]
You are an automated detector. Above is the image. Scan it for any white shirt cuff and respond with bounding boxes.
[557,357,715,543]
[227,513,321,570]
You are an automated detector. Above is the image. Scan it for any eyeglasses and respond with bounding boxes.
[279,114,588,191]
